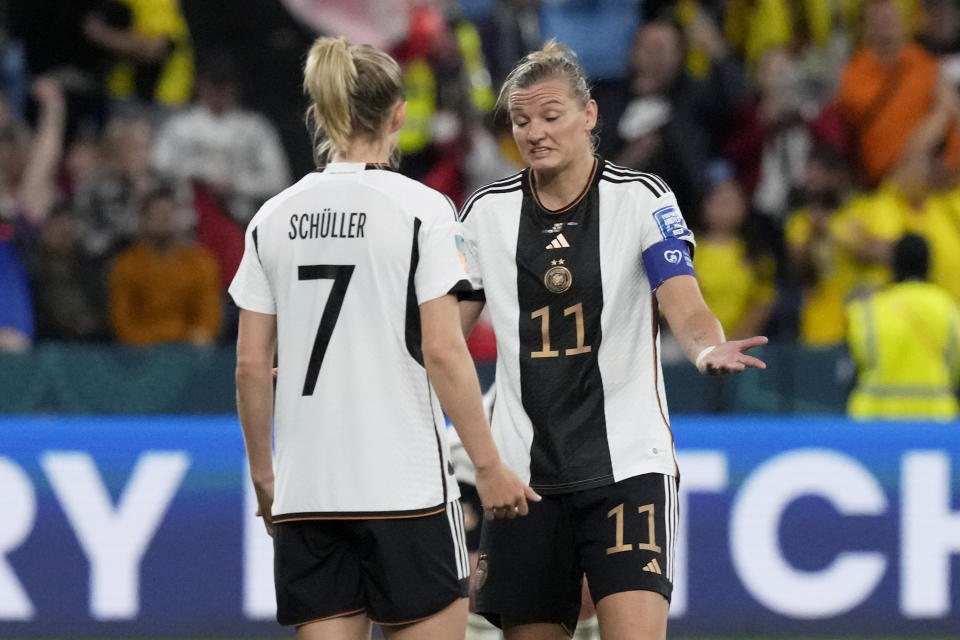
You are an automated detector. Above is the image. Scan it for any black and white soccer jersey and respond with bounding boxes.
[459,158,695,495]
[229,162,470,520]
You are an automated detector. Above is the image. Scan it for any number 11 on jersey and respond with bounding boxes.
[298,264,355,395]
[530,302,592,358]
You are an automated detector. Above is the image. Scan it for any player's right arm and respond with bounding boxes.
[235,309,277,536]
[421,294,540,518]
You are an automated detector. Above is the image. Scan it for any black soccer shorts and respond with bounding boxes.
[473,472,678,632]
[273,501,470,627]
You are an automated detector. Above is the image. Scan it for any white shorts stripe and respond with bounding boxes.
[447,501,469,579]
[457,501,470,578]
[457,500,469,578]
[663,475,671,581]
[668,475,678,582]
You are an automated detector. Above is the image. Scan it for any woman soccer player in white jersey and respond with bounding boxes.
[457,41,767,640]
[230,37,538,640]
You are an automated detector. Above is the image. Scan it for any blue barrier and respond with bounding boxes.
[0,415,957,636]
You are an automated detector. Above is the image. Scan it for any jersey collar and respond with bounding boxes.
[319,162,395,174]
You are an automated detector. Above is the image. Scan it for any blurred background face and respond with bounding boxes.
[114,118,152,174]
[703,179,746,232]
[40,213,78,257]
[0,135,25,184]
[863,0,905,54]
[197,78,237,115]
[804,157,843,201]
[141,196,177,245]
[64,137,102,186]
[632,23,683,95]
[755,48,794,96]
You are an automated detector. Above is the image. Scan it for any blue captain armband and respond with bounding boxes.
[642,238,695,290]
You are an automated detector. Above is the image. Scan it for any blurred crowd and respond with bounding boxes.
[3,0,960,365]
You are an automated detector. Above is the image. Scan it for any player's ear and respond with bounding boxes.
[583,99,598,132]
[389,100,407,134]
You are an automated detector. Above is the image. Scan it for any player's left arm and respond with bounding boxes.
[638,186,765,375]
[235,309,277,535]
[459,299,485,338]
[657,274,767,375]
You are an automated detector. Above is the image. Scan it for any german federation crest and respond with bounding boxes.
[544,260,572,293]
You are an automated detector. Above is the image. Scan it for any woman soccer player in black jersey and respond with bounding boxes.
[458,41,767,640]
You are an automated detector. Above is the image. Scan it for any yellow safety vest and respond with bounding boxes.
[847,281,960,420]
[398,20,494,154]
[106,0,194,106]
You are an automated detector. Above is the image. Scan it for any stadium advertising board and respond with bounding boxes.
[0,415,956,636]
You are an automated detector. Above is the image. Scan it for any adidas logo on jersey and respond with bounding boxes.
[546,233,570,250]
[642,558,662,575]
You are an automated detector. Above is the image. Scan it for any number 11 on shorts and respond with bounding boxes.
[605,503,661,555]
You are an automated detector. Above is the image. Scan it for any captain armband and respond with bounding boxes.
[641,238,695,290]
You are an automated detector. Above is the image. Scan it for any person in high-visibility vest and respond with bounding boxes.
[846,233,960,420]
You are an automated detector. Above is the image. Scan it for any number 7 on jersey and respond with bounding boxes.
[298,264,354,395]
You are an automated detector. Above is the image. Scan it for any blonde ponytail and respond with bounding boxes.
[304,37,356,158]
[303,37,404,164]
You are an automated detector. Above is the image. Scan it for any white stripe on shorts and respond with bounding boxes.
[664,475,678,582]
[447,500,470,580]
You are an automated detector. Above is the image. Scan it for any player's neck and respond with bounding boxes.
[532,154,596,211]
[331,139,393,166]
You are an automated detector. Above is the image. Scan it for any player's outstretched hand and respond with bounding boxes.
[697,336,768,375]
[476,461,541,520]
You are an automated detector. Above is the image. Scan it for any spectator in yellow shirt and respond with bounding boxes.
[109,186,221,346]
[847,234,960,420]
[693,176,774,339]
[856,84,960,302]
[786,145,896,346]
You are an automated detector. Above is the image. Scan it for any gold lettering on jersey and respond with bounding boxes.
[606,504,633,555]
[530,306,560,358]
[288,209,367,239]
[529,302,593,359]
[543,262,572,293]
[563,303,591,356]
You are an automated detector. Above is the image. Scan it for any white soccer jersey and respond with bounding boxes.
[459,158,695,494]
[229,163,468,520]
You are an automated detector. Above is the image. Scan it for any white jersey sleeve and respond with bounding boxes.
[229,224,276,314]
[636,191,697,290]
[637,192,695,250]
[458,172,525,296]
[460,215,484,294]
[415,202,472,303]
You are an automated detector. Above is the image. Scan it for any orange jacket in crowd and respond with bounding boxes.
[109,242,222,346]
[836,42,960,185]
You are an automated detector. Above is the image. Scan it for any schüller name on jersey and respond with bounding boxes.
[289,209,367,239]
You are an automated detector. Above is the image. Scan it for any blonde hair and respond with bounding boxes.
[496,39,592,112]
[303,37,404,165]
